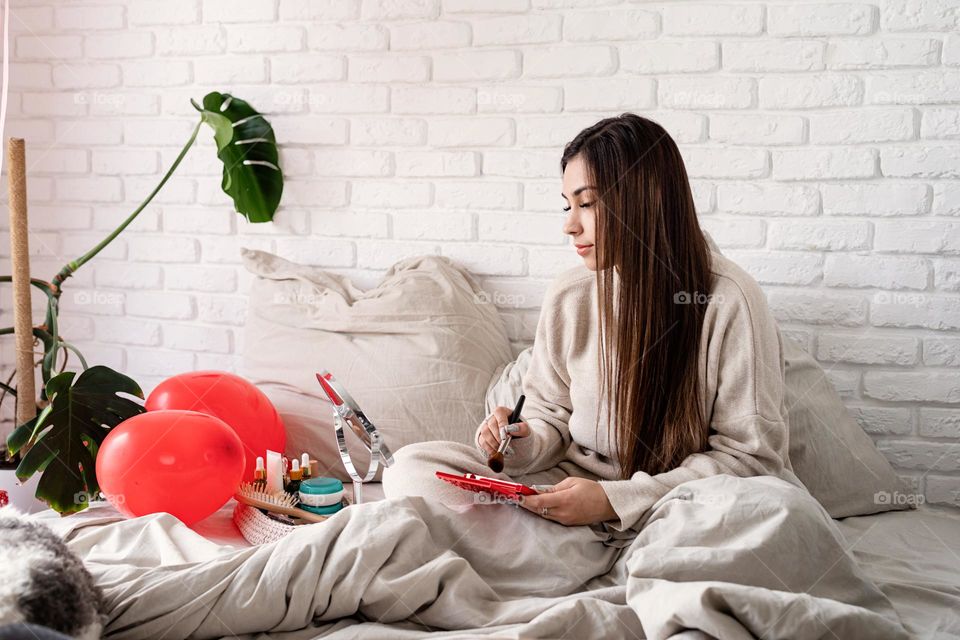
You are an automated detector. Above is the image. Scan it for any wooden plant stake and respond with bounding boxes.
[7,137,36,428]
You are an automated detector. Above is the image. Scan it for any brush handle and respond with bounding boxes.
[234,493,329,524]
[507,394,525,424]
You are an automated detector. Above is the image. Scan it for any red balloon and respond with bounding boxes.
[145,371,285,481]
[96,410,245,525]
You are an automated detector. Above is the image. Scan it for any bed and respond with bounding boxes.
[831,505,960,639]
[31,478,960,639]
[22,242,959,638]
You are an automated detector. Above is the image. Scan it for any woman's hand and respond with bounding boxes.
[476,406,530,457]
[519,477,618,526]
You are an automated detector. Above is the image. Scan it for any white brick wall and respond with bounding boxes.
[1,0,959,508]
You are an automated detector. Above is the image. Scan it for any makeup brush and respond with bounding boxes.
[487,394,525,473]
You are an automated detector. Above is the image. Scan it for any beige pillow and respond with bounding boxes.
[241,249,514,483]
[780,339,912,517]
[486,238,913,518]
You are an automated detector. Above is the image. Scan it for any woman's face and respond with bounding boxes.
[562,155,598,271]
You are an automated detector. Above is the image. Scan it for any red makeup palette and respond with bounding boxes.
[436,471,539,500]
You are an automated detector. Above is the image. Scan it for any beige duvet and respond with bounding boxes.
[33,471,912,640]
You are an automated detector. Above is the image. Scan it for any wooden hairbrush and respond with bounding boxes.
[235,482,328,524]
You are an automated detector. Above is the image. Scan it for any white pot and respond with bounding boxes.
[0,469,48,514]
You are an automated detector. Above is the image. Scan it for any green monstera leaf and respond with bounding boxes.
[6,366,146,514]
[192,91,283,223]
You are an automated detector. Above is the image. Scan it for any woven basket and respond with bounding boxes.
[232,497,351,545]
[233,503,298,545]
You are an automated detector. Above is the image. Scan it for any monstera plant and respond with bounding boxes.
[2,91,283,514]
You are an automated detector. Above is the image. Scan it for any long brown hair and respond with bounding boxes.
[560,113,713,479]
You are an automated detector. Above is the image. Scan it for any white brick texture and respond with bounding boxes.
[1,0,959,508]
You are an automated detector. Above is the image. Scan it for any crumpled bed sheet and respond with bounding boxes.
[833,506,960,640]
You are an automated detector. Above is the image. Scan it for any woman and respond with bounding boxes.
[383,112,800,538]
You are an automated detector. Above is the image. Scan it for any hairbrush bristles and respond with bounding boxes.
[237,482,298,509]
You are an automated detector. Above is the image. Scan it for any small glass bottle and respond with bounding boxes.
[253,456,266,491]
[287,459,304,495]
[301,453,312,480]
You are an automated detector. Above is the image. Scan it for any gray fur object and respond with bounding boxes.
[0,508,105,640]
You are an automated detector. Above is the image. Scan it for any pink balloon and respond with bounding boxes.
[96,410,245,525]
[145,371,286,481]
